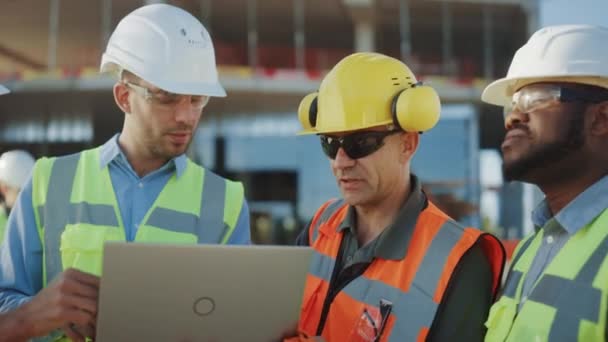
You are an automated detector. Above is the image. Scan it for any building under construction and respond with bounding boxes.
[0,0,539,243]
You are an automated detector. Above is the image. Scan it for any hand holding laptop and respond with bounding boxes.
[17,268,99,341]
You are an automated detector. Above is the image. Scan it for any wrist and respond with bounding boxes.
[18,300,42,338]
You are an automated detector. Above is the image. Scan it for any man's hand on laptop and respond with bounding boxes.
[20,268,100,342]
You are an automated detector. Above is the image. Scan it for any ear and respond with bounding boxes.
[113,82,131,114]
[589,101,608,137]
[399,131,420,162]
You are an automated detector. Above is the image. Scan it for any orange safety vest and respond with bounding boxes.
[298,199,505,342]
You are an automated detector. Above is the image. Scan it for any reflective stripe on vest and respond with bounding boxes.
[33,148,244,285]
[302,200,504,342]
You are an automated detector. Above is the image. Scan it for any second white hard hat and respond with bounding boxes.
[0,150,35,190]
[482,25,608,106]
[100,3,226,97]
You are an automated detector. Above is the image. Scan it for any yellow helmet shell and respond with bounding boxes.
[297,52,440,134]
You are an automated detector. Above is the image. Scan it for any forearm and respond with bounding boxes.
[0,305,36,342]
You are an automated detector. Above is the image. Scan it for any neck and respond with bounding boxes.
[354,176,411,247]
[118,132,168,178]
[538,168,607,216]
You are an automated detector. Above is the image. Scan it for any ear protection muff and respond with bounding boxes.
[391,82,441,133]
[298,92,319,130]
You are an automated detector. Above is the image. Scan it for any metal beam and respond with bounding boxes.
[48,0,60,71]
[441,1,453,75]
[482,4,494,79]
[101,0,112,50]
[200,0,212,33]
[294,0,306,69]
[247,0,258,68]
[399,0,411,61]
[0,44,46,71]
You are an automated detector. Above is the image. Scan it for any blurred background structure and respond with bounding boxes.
[0,0,600,245]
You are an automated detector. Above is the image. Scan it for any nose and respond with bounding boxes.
[173,96,200,124]
[332,147,356,169]
[504,108,529,130]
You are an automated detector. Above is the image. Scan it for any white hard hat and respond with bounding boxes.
[0,84,8,95]
[100,4,226,97]
[0,150,35,189]
[483,25,608,106]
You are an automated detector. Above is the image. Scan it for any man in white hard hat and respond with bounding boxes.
[0,4,250,341]
[482,25,608,342]
[0,150,35,244]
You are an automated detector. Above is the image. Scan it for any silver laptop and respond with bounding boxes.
[96,243,313,342]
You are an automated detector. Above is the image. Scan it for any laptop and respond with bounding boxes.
[96,243,313,342]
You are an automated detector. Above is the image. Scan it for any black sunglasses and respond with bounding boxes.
[320,130,401,160]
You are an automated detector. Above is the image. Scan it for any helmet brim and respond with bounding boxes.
[483,75,608,107]
[100,56,227,97]
[296,119,395,136]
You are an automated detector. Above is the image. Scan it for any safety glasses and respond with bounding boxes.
[504,83,608,117]
[320,130,401,160]
[123,81,210,109]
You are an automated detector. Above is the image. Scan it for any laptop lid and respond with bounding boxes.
[96,243,313,341]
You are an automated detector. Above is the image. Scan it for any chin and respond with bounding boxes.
[342,193,371,207]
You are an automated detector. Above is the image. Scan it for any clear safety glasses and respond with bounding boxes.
[123,82,210,109]
[504,83,608,118]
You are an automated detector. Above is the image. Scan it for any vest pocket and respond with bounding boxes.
[60,224,123,276]
[484,299,517,342]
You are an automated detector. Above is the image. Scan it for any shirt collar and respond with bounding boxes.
[98,134,188,178]
[338,174,428,260]
[531,174,608,235]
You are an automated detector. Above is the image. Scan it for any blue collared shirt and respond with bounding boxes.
[0,135,250,312]
[519,175,608,308]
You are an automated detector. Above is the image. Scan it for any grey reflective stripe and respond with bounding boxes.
[411,221,464,298]
[145,208,199,236]
[531,233,608,341]
[38,203,119,229]
[502,270,523,298]
[342,275,438,342]
[197,170,228,243]
[43,153,80,284]
[309,250,335,282]
[311,199,344,244]
[146,169,228,243]
[530,274,601,341]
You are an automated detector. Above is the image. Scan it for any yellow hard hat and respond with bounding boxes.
[298,52,440,135]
